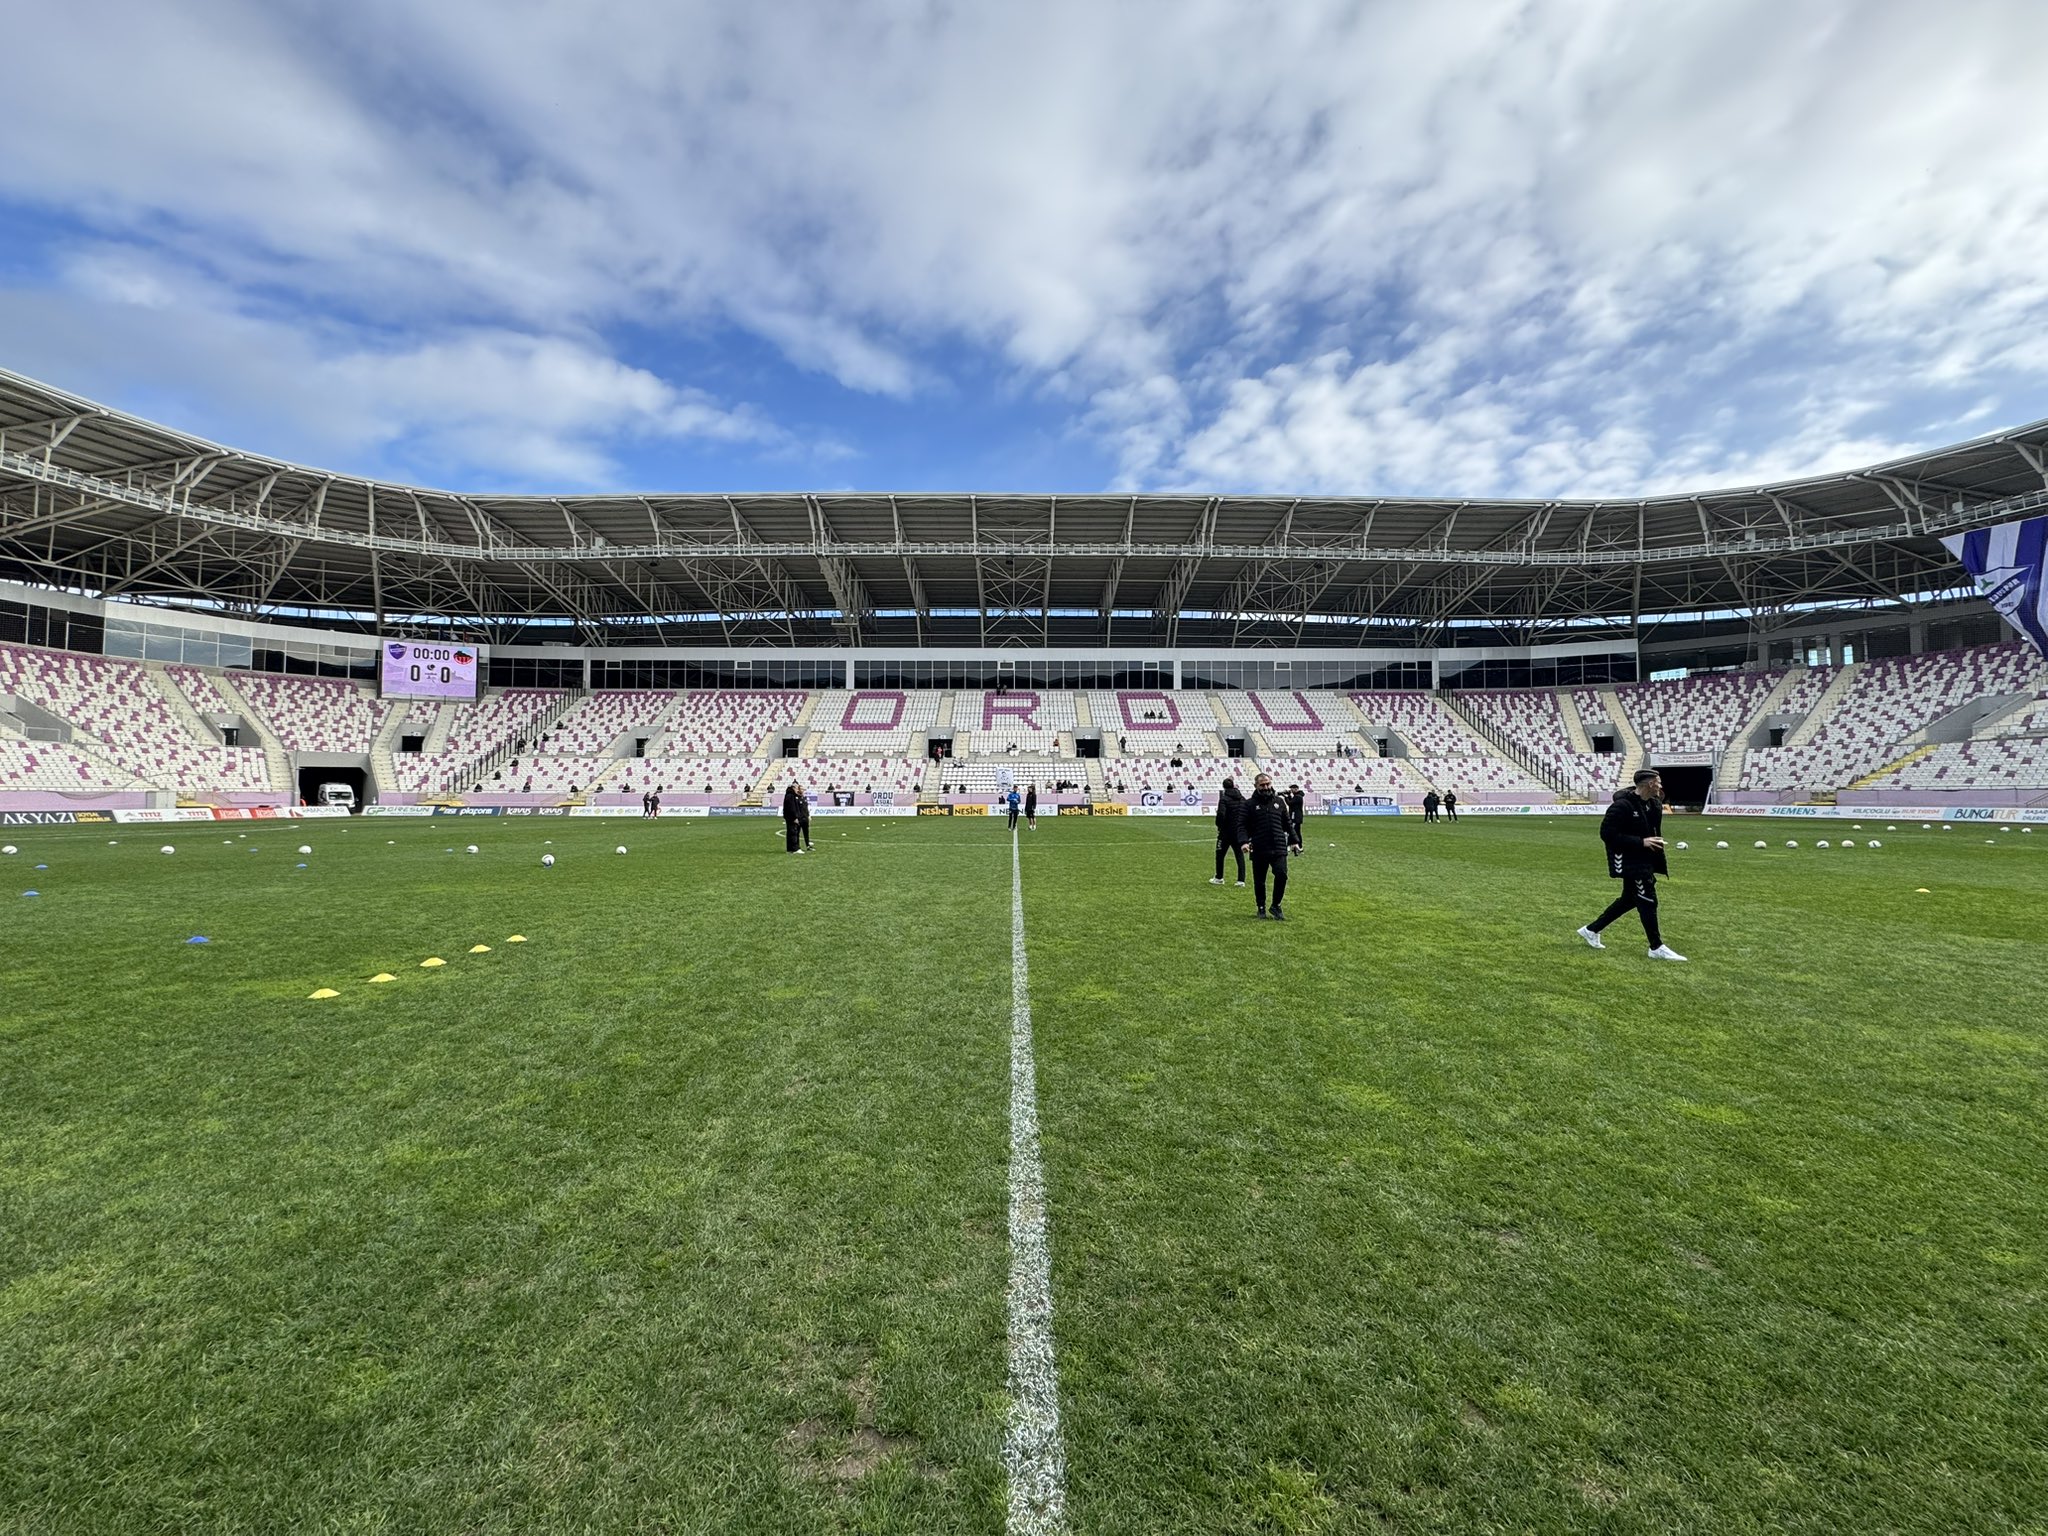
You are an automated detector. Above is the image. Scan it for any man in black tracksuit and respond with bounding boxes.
[1422,790,1440,822]
[1579,768,1686,960]
[1285,785,1306,852]
[1442,790,1459,822]
[1212,776,1247,886]
[1236,772,1301,920]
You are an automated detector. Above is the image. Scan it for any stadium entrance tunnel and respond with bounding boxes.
[1660,763,1713,809]
[298,764,367,811]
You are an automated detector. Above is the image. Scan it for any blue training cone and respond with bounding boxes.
[185,936,211,944]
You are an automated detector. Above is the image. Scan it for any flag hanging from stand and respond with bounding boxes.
[1942,516,2048,659]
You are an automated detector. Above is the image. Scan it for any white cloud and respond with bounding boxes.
[0,0,2044,492]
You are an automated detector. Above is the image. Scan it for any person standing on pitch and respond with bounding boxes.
[1442,789,1459,822]
[781,782,807,854]
[1024,783,1038,830]
[1285,783,1307,851]
[1579,768,1686,960]
[1212,775,1247,886]
[795,784,813,851]
[1005,784,1022,830]
[1422,789,1440,822]
[1236,771,1301,919]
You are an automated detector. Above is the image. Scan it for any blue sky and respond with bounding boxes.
[0,0,2043,498]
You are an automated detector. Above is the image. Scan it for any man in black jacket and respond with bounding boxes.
[1212,776,1247,886]
[1422,790,1440,822]
[1285,784,1307,852]
[1442,789,1459,822]
[1236,772,1302,919]
[781,782,808,854]
[1578,768,1685,960]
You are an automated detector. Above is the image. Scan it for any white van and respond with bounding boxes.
[316,782,357,811]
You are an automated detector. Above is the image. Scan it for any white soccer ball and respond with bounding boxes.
[1987,838,1997,844]
[465,844,479,854]
[1815,840,1829,849]
[1841,840,1856,847]
[298,844,312,855]
[1674,841,1688,850]
[1888,825,1897,831]
[160,845,175,855]
[1868,839,1882,848]
[1852,824,1862,830]
[1942,825,1952,832]
[1715,840,1729,849]
[1922,823,1932,829]
[0,845,14,856]
[615,845,628,855]
[1786,840,1798,848]
[1754,840,1767,848]
[541,853,555,867]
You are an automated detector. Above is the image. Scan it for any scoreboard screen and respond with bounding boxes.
[380,641,480,700]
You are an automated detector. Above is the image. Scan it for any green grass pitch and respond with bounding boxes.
[3,814,2044,1534]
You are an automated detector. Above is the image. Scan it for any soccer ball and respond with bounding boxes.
[1754,840,1767,848]
[0,846,14,856]
[1715,840,1728,849]
[1841,840,1856,847]
[1888,825,1897,831]
[1815,840,1829,848]
[1786,840,1798,848]
[1922,823,1932,829]
[465,844,479,854]
[1674,841,1688,850]
[615,846,628,855]
[298,845,312,855]
[160,845,175,855]
[541,853,555,868]
[1868,839,1882,848]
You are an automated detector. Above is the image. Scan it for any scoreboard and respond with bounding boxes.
[380,641,480,700]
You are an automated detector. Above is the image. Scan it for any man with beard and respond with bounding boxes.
[1211,775,1247,887]
[1578,768,1686,960]
[1235,771,1302,920]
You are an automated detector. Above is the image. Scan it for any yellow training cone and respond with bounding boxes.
[309,988,340,999]
[1914,888,1932,894]
[506,935,527,943]
[369,973,397,983]
[469,944,491,954]
[420,957,447,968]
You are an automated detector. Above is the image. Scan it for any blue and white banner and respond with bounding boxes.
[1943,516,2048,657]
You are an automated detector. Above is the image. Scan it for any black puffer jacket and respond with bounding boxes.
[1600,788,1667,878]
[1235,787,1298,856]
[1215,781,1245,834]
[781,784,805,825]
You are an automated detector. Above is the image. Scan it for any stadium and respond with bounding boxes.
[5,359,2047,1532]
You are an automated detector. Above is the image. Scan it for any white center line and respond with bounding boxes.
[1004,826,1068,1535]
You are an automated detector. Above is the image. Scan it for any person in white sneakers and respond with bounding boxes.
[1211,776,1247,887]
[1578,768,1687,961]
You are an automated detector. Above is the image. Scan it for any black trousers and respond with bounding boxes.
[784,819,802,852]
[1252,851,1289,912]
[1008,807,1020,828]
[1216,833,1246,881]
[1424,806,1438,821]
[1443,805,1458,821]
[1590,874,1661,947]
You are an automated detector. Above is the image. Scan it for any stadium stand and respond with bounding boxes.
[810,690,941,756]
[656,690,807,754]
[1350,691,1552,797]
[386,688,568,792]
[1088,689,1221,752]
[1613,670,1783,758]
[232,672,388,753]
[1216,690,1364,754]
[1457,689,1624,800]
[1741,643,2048,792]
[777,757,928,796]
[541,691,679,756]
[0,644,270,791]
[610,756,769,797]
[953,689,1079,754]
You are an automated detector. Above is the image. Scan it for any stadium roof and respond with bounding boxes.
[1,366,2043,648]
